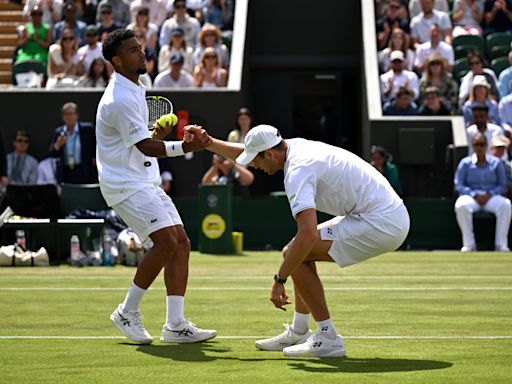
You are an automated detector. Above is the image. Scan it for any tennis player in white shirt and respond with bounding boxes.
[196,124,410,357]
[97,29,216,345]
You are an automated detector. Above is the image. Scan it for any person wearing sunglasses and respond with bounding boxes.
[193,46,227,87]
[46,28,79,89]
[159,0,200,50]
[6,131,38,185]
[459,51,499,109]
[15,6,52,69]
[454,133,511,252]
[376,0,411,51]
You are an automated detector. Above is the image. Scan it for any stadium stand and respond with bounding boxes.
[0,0,22,87]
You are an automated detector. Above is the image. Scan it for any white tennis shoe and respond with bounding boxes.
[160,321,217,343]
[283,332,346,357]
[110,304,153,344]
[255,324,312,351]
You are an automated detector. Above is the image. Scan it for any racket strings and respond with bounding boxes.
[147,100,172,129]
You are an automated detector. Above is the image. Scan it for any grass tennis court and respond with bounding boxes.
[1,251,511,383]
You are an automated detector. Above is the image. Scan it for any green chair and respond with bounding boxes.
[454,44,482,60]
[454,57,469,76]
[486,32,512,56]
[453,35,486,54]
[488,45,510,61]
[491,57,510,77]
[60,183,108,217]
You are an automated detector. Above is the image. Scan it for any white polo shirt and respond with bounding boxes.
[283,139,403,219]
[96,72,160,206]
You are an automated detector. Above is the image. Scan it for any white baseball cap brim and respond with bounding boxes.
[235,124,283,165]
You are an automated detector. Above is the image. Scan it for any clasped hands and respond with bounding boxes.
[182,125,212,151]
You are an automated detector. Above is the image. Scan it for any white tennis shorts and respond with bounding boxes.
[319,204,410,267]
[112,186,183,246]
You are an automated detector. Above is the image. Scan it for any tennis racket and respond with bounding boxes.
[146,96,174,136]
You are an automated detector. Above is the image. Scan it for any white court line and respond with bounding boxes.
[1,287,512,291]
[0,335,511,340]
[2,275,512,280]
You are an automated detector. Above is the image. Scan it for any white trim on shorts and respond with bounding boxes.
[112,186,183,246]
[319,204,410,267]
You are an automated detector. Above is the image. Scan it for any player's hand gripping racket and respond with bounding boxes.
[146,96,174,138]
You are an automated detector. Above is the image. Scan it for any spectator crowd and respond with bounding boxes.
[13,0,234,89]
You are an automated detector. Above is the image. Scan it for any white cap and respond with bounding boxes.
[236,124,283,165]
[472,75,490,89]
[390,50,405,62]
[492,135,510,148]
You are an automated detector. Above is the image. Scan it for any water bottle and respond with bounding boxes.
[102,233,112,266]
[15,230,26,249]
[70,235,81,267]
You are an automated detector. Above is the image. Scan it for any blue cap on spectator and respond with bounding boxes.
[170,27,184,37]
[170,53,184,64]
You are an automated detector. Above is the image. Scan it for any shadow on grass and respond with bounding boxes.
[135,342,453,373]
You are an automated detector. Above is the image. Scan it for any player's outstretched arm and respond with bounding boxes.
[184,126,245,161]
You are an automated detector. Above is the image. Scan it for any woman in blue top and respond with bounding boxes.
[454,133,511,252]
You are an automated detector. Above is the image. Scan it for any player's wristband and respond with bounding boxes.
[164,141,184,157]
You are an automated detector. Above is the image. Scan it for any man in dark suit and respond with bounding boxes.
[50,102,98,184]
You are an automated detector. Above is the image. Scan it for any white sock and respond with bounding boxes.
[291,311,310,334]
[317,318,337,338]
[166,295,186,327]
[121,283,146,312]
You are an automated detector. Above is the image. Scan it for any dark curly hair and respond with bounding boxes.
[102,29,135,64]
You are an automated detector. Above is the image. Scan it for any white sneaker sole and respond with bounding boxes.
[110,313,153,344]
[283,347,346,358]
[160,332,217,344]
[255,331,312,351]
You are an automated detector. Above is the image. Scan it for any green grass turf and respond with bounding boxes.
[0,251,511,383]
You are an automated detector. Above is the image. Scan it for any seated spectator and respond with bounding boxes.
[227,107,253,143]
[376,0,411,51]
[370,145,404,196]
[37,157,60,188]
[459,51,499,108]
[418,86,452,115]
[159,0,200,50]
[49,102,98,184]
[483,0,512,35]
[410,0,452,48]
[127,6,158,53]
[23,0,62,28]
[76,24,103,76]
[193,47,228,87]
[129,0,168,29]
[133,28,156,79]
[46,28,80,89]
[451,0,484,36]
[53,2,86,46]
[96,0,131,27]
[7,130,38,185]
[202,0,234,31]
[498,51,512,98]
[498,90,512,135]
[15,6,52,68]
[383,86,418,115]
[380,28,415,72]
[97,3,123,41]
[153,53,194,88]
[414,24,454,73]
[490,136,512,192]
[160,170,173,196]
[158,26,194,74]
[418,54,458,112]
[409,0,449,19]
[467,104,504,155]
[201,154,254,197]
[380,50,420,103]
[462,75,501,127]
[75,57,110,87]
[193,23,229,69]
[454,133,511,252]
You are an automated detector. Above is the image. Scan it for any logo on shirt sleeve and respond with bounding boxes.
[128,122,140,136]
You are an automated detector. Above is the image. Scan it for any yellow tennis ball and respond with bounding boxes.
[170,113,178,126]
[158,114,173,128]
